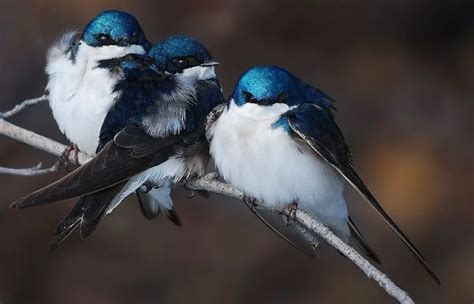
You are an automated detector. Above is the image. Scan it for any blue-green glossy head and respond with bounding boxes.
[82,10,150,48]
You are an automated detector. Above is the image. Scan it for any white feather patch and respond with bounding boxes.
[141,75,196,138]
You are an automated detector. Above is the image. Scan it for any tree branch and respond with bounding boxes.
[0,115,414,303]
[0,94,48,119]
[0,119,91,165]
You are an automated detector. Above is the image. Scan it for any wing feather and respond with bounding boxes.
[11,127,180,209]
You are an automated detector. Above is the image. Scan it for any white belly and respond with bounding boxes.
[210,101,349,231]
[46,43,145,155]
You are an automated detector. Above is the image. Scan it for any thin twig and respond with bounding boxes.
[0,161,61,176]
[185,173,415,304]
[0,94,48,118]
[0,118,413,303]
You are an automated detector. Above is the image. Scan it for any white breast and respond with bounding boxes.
[46,41,145,155]
[209,100,349,233]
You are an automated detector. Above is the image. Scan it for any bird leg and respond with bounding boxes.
[59,144,80,171]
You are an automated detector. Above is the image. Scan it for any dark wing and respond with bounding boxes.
[50,183,124,251]
[286,103,440,284]
[79,184,125,239]
[96,54,170,152]
[185,79,225,132]
[11,126,180,209]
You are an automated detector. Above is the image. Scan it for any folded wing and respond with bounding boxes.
[286,103,439,283]
[11,126,180,209]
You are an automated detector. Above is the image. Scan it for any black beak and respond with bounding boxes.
[200,60,220,67]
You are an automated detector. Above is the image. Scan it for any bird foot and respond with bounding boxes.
[243,195,258,208]
[283,202,299,226]
[59,144,80,171]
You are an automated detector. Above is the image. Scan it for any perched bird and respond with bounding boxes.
[207,65,439,283]
[12,36,224,250]
[46,10,151,156]
[45,10,175,222]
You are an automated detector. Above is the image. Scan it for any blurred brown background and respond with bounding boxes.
[0,1,473,303]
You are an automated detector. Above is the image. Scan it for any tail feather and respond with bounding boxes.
[348,217,381,264]
[136,190,162,220]
[49,184,124,251]
[136,187,181,226]
[162,206,181,226]
[50,205,82,252]
[50,221,81,252]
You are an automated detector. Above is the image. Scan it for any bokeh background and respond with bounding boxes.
[0,1,473,303]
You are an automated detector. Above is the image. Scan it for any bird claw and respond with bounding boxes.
[243,195,258,208]
[59,144,80,171]
[283,201,299,226]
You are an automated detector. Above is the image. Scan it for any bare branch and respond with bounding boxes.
[0,119,91,165]
[0,161,61,176]
[0,117,414,303]
[0,95,48,118]
[185,173,415,304]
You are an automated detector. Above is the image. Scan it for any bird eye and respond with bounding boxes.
[173,58,188,68]
[96,34,112,44]
[243,91,258,103]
